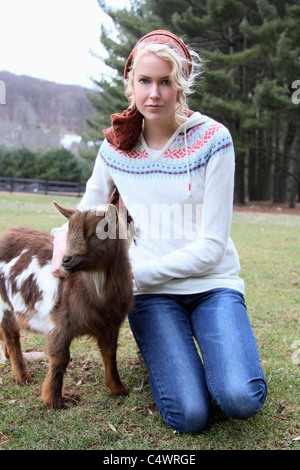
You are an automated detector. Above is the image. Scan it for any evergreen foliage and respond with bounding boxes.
[86,0,299,206]
[0,146,92,182]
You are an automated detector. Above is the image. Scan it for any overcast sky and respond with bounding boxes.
[0,0,129,88]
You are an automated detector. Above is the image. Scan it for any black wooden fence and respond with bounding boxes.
[0,177,86,197]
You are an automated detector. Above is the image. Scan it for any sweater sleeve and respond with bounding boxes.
[132,131,235,290]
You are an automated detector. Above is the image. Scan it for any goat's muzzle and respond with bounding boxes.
[61,255,75,273]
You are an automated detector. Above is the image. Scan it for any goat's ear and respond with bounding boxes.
[105,204,118,224]
[53,201,76,220]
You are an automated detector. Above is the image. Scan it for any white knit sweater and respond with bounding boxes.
[70,112,245,296]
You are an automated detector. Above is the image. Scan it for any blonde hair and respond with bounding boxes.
[125,43,202,115]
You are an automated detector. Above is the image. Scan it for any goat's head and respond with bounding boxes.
[54,202,120,274]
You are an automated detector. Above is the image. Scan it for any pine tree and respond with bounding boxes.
[239,0,300,204]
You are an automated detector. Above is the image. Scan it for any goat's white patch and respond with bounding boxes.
[0,254,59,334]
[30,262,59,333]
[29,314,55,334]
[14,256,39,290]
[7,256,39,316]
[0,296,11,323]
[89,271,106,297]
[0,249,28,278]
[10,292,27,314]
[0,251,29,323]
[0,250,29,308]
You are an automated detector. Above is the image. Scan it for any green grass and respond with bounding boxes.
[0,192,78,233]
[0,193,299,450]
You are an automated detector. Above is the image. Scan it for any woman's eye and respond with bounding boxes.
[139,78,149,84]
[162,79,171,85]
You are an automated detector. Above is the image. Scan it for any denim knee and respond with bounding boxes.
[162,400,210,434]
[219,378,267,420]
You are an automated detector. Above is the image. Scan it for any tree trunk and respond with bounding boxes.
[273,126,281,202]
[289,131,300,208]
[234,150,246,205]
[274,120,297,203]
[248,143,257,200]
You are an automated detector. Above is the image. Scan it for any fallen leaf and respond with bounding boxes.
[108,422,117,432]
[0,432,10,446]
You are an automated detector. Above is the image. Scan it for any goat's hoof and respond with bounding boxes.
[16,373,31,386]
[110,385,129,397]
[45,400,65,409]
[42,395,65,409]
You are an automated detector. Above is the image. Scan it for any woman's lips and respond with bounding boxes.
[146,104,163,109]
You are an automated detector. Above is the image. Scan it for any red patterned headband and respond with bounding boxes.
[124,30,193,80]
[103,30,193,150]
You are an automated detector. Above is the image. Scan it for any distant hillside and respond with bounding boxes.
[0,71,97,150]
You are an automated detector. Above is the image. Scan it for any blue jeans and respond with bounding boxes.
[128,289,267,433]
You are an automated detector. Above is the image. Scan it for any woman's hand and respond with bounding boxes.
[51,230,68,278]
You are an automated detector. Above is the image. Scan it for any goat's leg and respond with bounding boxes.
[42,331,71,409]
[97,331,128,396]
[1,312,31,385]
[0,327,9,358]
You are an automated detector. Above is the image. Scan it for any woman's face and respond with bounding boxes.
[133,53,178,125]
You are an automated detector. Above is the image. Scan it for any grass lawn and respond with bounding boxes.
[0,193,299,450]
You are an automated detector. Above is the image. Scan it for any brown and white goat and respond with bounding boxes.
[0,202,134,408]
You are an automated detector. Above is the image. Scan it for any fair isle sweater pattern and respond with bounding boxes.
[99,121,233,178]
